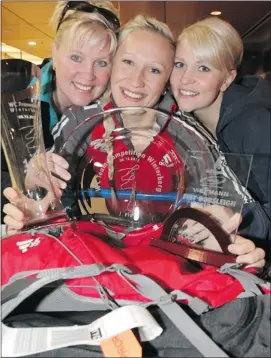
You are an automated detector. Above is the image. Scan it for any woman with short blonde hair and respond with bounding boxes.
[118,14,175,50]
[171,16,271,245]
[176,17,243,73]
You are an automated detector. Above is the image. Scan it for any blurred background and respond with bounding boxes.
[1,1,271,80]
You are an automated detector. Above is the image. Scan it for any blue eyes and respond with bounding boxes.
[70,55,109,67]
[149,68,161,74]
[174,62,184,68]
[95,60,108,67]
[174,62,211,72]
[123,59,134,66]
[71,54,81,63]
[123,59,161,74]
[199,65,210,72]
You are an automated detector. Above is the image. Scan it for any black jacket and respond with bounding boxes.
[217,75,271,242]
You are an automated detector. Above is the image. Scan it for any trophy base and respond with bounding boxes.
[22,212,69,232]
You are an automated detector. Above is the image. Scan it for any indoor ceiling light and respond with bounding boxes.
[210,11,222,16]
[28,41,37,46]
[2,42,42,65]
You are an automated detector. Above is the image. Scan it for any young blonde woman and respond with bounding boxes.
[3,15,266,268]
[1,1,120,223]
[170,17,271,248]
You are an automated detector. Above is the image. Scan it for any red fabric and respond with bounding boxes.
[81,99,185,239]
[2,224,270,309]
[86,112,184,216]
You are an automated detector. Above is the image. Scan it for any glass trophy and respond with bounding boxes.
[1,59,67,229]
[166,149,253,253]
[58,107,185,233]
[57,106,253,256]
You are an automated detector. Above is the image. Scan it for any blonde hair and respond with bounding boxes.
[177,17,243,72]
[50,1,118,55]
[119,14,175,51]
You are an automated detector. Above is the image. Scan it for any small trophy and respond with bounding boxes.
[1,59,67,229]
[151,149,253,265]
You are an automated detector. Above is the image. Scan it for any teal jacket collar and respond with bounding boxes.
[40,59,59,129]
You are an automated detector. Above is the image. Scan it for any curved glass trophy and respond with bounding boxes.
[57,106,252,251]
[1,59,67,229]
[59,107,186,232]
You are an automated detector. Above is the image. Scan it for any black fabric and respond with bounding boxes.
[1,59,33,93]
[3,295,271,357]
[217,75,271,241]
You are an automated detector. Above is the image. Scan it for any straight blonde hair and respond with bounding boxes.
[119,14,175,51]
[177,17,244,72]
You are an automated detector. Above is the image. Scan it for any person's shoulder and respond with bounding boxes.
[228,75,271,106]
[220,75,271,130]
[58,91,110,127]
[62,103,102,123]
[228,104,271,129]
[157,90,176,114]
[218,106,270,154]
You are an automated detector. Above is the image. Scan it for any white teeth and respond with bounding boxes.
[74,83,92,91]
[123,89,143,99]
[180,90,198,96]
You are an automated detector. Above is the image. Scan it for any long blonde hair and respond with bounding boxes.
[177,17,243,72]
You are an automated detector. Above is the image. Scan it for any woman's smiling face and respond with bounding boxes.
[53,33,112,111]
[110,29,174,108]
[170,38,230,115]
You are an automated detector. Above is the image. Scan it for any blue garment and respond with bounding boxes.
[40,59,59,130]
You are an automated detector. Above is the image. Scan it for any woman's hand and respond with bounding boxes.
[179,204,241,251]
[25,152,71,191]
[228,235,266,268]
[3,187,26,235]
[3,186,61,236]
[178,204,266,267]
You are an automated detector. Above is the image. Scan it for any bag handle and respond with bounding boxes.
[1,263,122,320]
[121,269,229,357]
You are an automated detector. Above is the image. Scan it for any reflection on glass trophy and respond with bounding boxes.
[57,106,252,257]
[58,107,185,232]
[1,59,67,229]
[169,150,253,253]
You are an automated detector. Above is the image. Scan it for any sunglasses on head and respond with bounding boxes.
[57,1,120,32]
